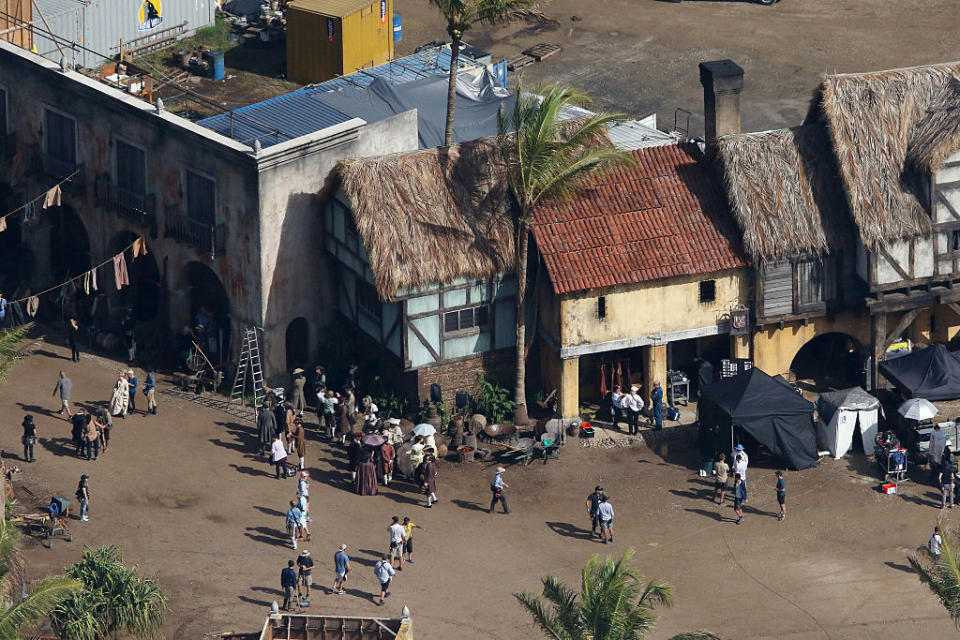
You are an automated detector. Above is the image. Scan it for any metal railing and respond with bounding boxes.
[164,205,226,256]
[95,174,158,236]
[34,151,85,195]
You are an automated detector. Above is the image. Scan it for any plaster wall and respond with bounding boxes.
[751,312,870,377]
[559,269,748,349]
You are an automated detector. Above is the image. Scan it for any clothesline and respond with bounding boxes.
[5,236,146,305]
[0,169,80,226]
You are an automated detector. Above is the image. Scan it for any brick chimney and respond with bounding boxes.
[699,60,744,145]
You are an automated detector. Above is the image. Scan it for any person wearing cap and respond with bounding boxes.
[381,434,396,486]
[650,380,664,430]
[126,369,139,416]
[143,368,157,415]
[401,517,422,564]
[423,454,438,508]
[489,467,510,514]
[296,549,314,599]
[732,443,749,468]
[622,387,643,436]
[374,554,396,606]
[333,544,350,594]
[321,390,339,440]
[586,485,608,538]
[21,415,38,463]
[290,368,307,415]
[296,493,311,541]
[298,471,310,499]
[76,474,90,522]
[597,495,615,543]
[286,500,303,550]
[280,560,298,610]
[384,418,403,446]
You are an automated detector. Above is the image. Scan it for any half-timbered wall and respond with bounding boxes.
[933,149,960,277]
[874,236,935,286]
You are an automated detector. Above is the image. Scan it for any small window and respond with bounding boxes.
[44,108,76,166]
[597,296,606,319]
[699,280,716,303]
[357,280,381,320]
[185,170,215,224]
[951,230,960,252]
[443,305,489,333]
[116,140,146,195]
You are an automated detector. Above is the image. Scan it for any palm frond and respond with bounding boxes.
[0,575,80,640]
[514,590,572,640]
[476,0,535,24]
[910,533,960,628]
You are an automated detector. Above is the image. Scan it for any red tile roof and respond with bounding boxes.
[531,143,749,295]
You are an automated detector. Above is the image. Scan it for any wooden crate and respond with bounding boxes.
[507,53,535,71]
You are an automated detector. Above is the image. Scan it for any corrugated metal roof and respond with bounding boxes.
[287,0,374,17]
[33,0,83,20]
[608,120,677,150]
[198,46,486,148]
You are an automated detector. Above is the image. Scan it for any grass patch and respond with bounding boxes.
[0,323,32,383]
[135,16,236,70]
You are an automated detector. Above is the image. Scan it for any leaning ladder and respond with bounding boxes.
[230,327,265,415]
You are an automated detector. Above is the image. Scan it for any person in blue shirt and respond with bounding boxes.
[733,473,746,525]
[285,501,302,550]
[126,370,139,415]
[333,544,350,594]
[650,381,664,430]
[280,560,298,610]
[489,467,510,514]
[775,470,786,521]
[143,368,157,415]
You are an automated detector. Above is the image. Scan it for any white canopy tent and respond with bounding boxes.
[815,387,881,459]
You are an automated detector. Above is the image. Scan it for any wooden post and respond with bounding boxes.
[871,312,887,391]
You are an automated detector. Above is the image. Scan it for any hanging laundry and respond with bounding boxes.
[0,216,6,233]
[22,200,36,223]
[42,184,62,209]
[26,296,39,318]
[113,253,130,290]
[82,272,91,295]
[132,237,149,258]
[91,267,98,291]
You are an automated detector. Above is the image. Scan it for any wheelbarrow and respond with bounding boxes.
[539,433,561,464]
[493,437,536,466]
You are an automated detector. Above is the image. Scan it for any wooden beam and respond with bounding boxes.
[938,191,960,221]
[871,312,887,391]
[944,302,960,318]
[407,319,441,362]
[877,246,912,281]
[885,307,922,347]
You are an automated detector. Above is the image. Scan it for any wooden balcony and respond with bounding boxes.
[164,205,226,256]
[33,150,85,195]
[95,175,158,236]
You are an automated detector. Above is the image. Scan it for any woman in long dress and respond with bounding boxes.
[355,454,378,496]
[109,373,129,418]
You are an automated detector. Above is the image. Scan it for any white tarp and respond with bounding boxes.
[817,407,879,459]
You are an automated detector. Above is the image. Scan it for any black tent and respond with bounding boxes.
[878,344,960,401]
[699,368,819,470]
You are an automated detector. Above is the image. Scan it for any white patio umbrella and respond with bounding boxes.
[897,398,938,421]
[413,423,437,437]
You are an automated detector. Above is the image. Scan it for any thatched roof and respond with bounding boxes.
[326,138,515,299]
[716,125,853,262]
[808,62,960,247]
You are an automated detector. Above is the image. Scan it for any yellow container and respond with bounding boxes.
[286,0,394,84]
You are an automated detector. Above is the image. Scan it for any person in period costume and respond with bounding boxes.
[380,436,396,485]
[110,372,130,418]
[423,454,438,507]
[356,457,378,496]
[290,368,307,414]
[258,401,278,456]
[335,396,351,444]
[347,432,362,481]
[293,417,307,470]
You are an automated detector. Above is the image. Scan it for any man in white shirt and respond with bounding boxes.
[625,387,644,435]
[387,516,406,570]
[374,554,396,606]
[733,444,749,468]
[929,525,943,559]
[611,385,624,431]
[734,454,748,500]
[271,435,288,479]
[597,496,615,544]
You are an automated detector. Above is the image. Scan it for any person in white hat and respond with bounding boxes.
[732,444,749,468]
[290,368,307,415]
[622,386,644,435]
[489,467,510,514]
[333,544,350,595]
[296,549,314,599]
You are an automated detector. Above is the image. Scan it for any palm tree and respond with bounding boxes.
[515,550,718,640]
[498,85,633,424]
[52,545,166,640]
[429,0,534,147]
[0,515,80,640]
[909,528,960,627]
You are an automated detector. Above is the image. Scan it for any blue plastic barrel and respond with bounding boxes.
[206,50,225,80]
[393,13,402,42]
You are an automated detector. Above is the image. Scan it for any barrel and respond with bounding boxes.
[392,13,402,42]
[206,50,225,80]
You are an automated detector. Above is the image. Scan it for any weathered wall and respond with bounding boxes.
[257,110,418,377]
[559,269,748,348]
[410,347,513,406]
[751,311,870,377]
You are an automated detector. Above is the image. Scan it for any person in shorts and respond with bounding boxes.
[296,549,314,599]
[281,560,298,611]
[714,453,729,504]
[388,516,406,570]
[597,496,615,544]
[402,517,422,564]
[733,473,746,524]
[333,544,350,594]
[775,470,786,521]
[374,554,396,606]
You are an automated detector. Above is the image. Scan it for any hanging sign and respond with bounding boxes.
[730,308,750,335]
[327,18,335,43]
[380,0,386,23]
[137,0,163,31]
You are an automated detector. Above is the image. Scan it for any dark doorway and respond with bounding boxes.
[107,231,160,321]
[49,204,91,280]
[791,332,865,391]
[285,317,309,372]
[181,261,231,362]
[0,183,35,293]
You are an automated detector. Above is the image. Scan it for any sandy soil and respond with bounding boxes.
[392,0,960,136]
[5,331,959,640]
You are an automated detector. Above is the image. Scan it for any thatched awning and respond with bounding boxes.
[808,62,960,247]
[716,125,853,262]
[325,138,516,299]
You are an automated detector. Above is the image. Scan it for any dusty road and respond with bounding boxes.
[393,0,960,136]
[6,333,958,639]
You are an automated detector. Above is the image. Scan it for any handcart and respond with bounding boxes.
[667,370,689,406]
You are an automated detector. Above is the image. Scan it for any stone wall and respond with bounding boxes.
[410,348,514,406]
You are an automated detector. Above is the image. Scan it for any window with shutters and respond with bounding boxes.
[797,256,837,308]
[443,305,490,334]
[185,170,216,224]
[116,140,146,196]
[357,279,381,321]
[44,108,76,166]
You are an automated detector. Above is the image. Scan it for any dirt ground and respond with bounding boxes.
[392,0,960,136]
[6,332,959,640]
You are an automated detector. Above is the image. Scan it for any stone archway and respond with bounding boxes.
[285,317,309,372]
[48,204,91,280]
[107,231,161,322]
[179,261,231,363]
[790,332,866,391]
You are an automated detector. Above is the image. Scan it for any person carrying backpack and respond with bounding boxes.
[374,554,396,606]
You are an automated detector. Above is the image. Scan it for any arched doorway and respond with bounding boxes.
[48,204,91,280]
[790,332,866,391]
[181,261,231,363]
[0,182,35,294]
[107,231,160,322]
[285,317,309,372]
